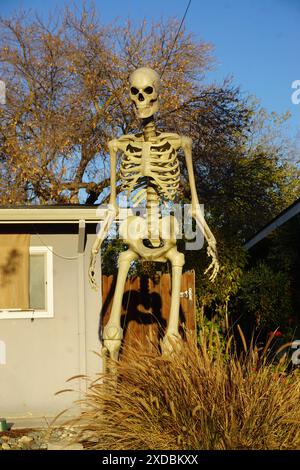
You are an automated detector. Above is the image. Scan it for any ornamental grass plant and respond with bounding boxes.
[69,331,300,450]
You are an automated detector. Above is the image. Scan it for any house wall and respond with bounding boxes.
[0,230,102,424]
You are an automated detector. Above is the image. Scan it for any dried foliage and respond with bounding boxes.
[0,4,212,204]
[69,334,300,450]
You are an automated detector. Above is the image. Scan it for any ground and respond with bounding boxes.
[0,427,83,450]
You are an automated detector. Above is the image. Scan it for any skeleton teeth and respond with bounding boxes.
[133,102,150,109]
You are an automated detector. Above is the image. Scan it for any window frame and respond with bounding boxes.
[0,246,54,320]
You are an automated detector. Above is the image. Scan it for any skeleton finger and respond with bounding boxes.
[204,260,219,282]
[89,268,99,291]
[209,263,219,282]
[204,247,219,282]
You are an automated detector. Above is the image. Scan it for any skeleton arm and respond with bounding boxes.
[88,139,119,290]
[181,136,219,281]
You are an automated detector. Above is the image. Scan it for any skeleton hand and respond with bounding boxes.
[204,241,219,282]
[189,204,220,282]
[89,250,99,291]
[88,204,118,291]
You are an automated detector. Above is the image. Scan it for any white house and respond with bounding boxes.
[0,205,103,427]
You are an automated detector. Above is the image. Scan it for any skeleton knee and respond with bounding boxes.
[171,251,185,267]
[103,325,123,361]
[118,250,136,265]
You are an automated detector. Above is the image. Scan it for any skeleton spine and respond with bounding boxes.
[143,119,161,247]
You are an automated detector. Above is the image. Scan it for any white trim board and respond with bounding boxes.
[244,199,300,250]
[0,207,101,223]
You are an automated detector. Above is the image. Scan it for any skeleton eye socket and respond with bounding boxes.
[130,87,139,95]
[144,86,153,94]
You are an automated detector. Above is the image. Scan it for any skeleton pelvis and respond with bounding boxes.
[119,215,179,260]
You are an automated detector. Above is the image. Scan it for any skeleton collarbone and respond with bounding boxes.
[118,132,182,200]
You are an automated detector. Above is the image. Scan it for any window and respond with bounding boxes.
[0,246,53,319]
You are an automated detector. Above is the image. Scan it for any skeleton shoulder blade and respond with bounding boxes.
[108,138,119,153]
[181,135,193,151]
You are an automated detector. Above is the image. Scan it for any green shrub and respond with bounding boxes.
[238,261,293,333]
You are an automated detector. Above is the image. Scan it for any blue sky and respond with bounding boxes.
[1,0,300,142]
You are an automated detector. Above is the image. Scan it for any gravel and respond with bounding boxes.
[0,427,82,451]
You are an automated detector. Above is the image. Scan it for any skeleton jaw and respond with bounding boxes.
[133,99,159,119]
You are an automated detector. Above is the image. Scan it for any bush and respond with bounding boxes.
[69,334,300,450]
[237,261,293,333]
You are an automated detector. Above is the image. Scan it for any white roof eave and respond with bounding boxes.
[244,200,300,250]
[0,207,102,223]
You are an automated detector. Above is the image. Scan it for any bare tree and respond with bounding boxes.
[0,4,212,204]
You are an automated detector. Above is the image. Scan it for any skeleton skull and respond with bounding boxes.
[129,67,160,119]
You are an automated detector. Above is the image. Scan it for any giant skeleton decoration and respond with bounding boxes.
[89,67,219,360]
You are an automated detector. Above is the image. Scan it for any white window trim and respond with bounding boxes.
[0,246,54,320]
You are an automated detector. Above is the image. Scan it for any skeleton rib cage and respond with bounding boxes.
[119,134,181,203]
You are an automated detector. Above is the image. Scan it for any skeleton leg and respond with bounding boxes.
[161,247,185,355]
[103,249,138,361]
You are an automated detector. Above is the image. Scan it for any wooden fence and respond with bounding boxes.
[101,270,196,355]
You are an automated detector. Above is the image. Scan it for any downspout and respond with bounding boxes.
[77,219,87,394]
